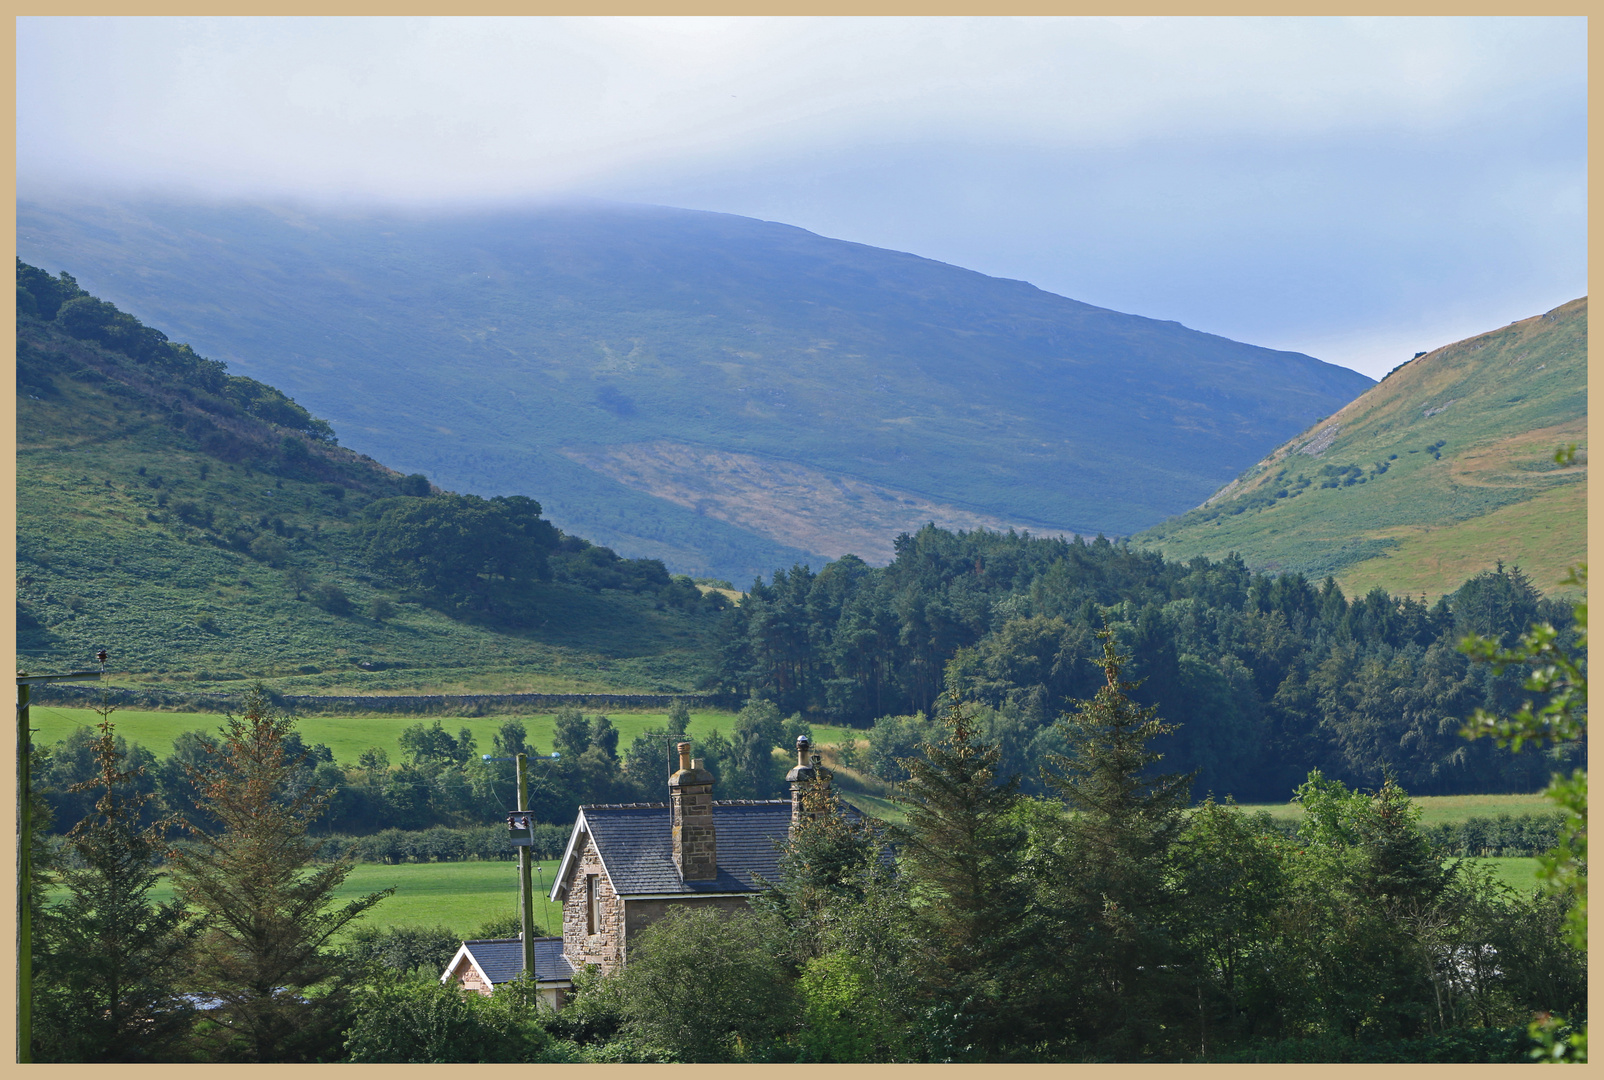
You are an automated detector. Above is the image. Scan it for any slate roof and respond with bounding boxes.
[576,801,795,896]
[451,936,573,986]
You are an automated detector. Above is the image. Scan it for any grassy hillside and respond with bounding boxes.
[18,197,1373,583]
[16,278,724,694]
[1135,298,1587,599]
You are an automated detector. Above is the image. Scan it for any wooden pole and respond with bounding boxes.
[516,752,536,979]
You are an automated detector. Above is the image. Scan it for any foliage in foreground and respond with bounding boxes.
[1459,558,1587,1062]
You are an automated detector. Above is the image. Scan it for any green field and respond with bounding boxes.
[30,705,864,767]
[1234,792,1556,827]
[128,859,568,940]
[1468,857,1547,894]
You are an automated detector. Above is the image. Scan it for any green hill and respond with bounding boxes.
[16,261,726,694]
[1135,298,1587,599]
[17,197,1374,583]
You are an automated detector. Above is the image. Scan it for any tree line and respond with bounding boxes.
[715,526,1578,801]
[31,698,810,842]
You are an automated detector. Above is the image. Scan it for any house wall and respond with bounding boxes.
[451,955,493,997]
[622,895,752,959]
[561,830,626,973]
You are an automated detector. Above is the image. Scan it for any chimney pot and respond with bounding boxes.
[669,742,716,880]
[796,734,811,766]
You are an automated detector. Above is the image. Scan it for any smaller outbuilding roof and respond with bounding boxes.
[443,936,574,988]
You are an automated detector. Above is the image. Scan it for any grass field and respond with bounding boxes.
[1233,792,1556,826]
[128,859,568,939]
[1468,857,1547,894]
[29,704,863,767]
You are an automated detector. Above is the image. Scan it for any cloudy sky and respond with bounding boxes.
[17,16,1586,379]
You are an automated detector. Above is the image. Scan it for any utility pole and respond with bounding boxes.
[16,664,104,1064]
[516,752,536,978]
[490,749,558,981]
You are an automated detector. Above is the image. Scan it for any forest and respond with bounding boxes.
[715,528,1580,801]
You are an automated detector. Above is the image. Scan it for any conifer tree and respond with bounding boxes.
[32,711,195,1061]
[169,686,391,1062]
[890,697,1038,1059]
[1045,626,1194,1053]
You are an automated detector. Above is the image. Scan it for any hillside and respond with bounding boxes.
[1135,298,1587,598]
[15,262,726,695]
[17,196,1374,583]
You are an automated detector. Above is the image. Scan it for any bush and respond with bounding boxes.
[344,973,571,1063]
[607,907,796,1061]
[342,924,462,977]
[311,581,352,616]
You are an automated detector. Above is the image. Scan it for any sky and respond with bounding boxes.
[16,16,1587,379]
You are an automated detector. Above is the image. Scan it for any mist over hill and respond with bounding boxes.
[18,196,1373,583]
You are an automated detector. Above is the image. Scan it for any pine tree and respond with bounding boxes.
[889,697,1038,1059]
[168,685,392,1062]
[1045,626,1194,1054]
[32,710,195,1061]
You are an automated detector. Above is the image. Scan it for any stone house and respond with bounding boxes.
[547,737,830,980]
[440,936,574,1010]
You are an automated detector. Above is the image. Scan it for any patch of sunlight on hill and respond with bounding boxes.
[1336,480,1588,602]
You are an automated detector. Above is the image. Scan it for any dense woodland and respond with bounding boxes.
[717,530,1579,801]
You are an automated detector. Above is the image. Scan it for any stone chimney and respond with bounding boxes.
[786,735,828,831]
[669,741,716,880]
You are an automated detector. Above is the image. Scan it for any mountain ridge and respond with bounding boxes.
[17,195,1373,583]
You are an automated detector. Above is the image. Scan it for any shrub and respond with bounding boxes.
[607,907,796,1061]
[344,973,569,1063]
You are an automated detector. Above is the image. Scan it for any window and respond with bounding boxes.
[586,874,599,935]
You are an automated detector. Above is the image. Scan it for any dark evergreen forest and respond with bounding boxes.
[715,527,1579,801]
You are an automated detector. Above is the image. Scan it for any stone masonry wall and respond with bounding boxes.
[560,831,625,974]
[452,955,493,997]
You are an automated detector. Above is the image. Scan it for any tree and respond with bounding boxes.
[1172,799,1289,1055]
[727,698,784,799]
[1460,559,1587,1062]
[284,566,311,601]
[31,713,195,1061]
[759,764,886,962]
[1043,625,1194,1055]
[362,492,558,612]
[168,686,393,1061]
[888,697,1040,1059]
